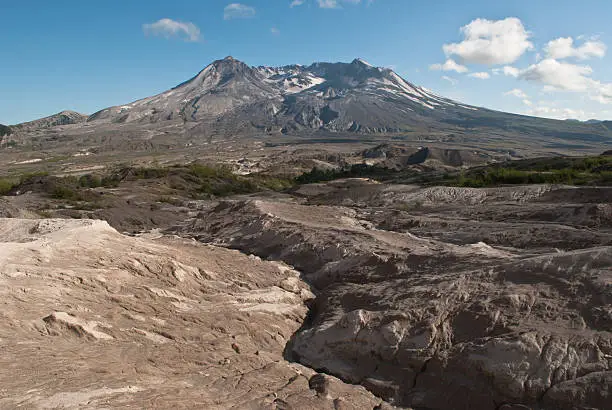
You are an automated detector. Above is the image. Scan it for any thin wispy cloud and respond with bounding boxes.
[429,59,468,73]
[468,72,490,79]
[142,18,201,42]
[318,0,339,8]
[492,66,520,77]
[442,76,458,86]
[504,88,528,99]
[316,0,361,9]
[270,27,280,35]
[224,3,256,20]
[526,105,597,120]
[291,0,362,9]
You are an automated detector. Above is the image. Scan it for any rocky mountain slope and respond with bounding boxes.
[82,57,612,143]
[6,57,612,159]
[0,124,10,136]
[11,110,87,132]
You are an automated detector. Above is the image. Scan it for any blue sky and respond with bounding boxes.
[3,0,612,124]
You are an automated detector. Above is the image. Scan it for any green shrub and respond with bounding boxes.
[78,174,102,188]
[51,186,81,200]
[295,164,398,184]
[19,171,49,183]
[0,179,14,195]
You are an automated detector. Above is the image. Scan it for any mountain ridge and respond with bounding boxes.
[10,57,612,148]
[12,110,88,130]
[85,56,479,131]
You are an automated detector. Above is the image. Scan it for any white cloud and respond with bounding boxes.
[443,17,533,65]
[468,72,490,79]
[504,88,528,98]
[492,66,520,77]
[270,27,280,35]
[318,0,339,7]
[545,37,606,60]
[429,59,468,73]
[522,99,533,106]
[224,3,256,20]
[317,0,361,8]
[526,105,597,120]
[515,58,612,104]
[290,0,305,6]
[142,18,201,42]
[442,76,458,86]
[519,59,594,92]
[503,66,520,77]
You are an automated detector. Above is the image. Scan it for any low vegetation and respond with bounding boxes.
[449,155,612,187]
[296,154,612,188]
[0,163,295,201]
[295,163,401,184]
[1,155,609,203]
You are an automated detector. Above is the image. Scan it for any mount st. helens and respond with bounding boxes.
[5,57,612,158]
[79,57,611,142]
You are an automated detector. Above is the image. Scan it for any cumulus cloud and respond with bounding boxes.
[545,37,606,60]
[504,88,528,98]
[519,59,594,92]
[224,3,256,20]
[443,17,533,65]
[513,58,612,104]
[429,59,468,73]
[468,72,490,79]
[142,18,201,42]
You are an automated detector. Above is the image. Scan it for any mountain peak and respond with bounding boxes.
[352,58,373,67]
[210,56,250,72]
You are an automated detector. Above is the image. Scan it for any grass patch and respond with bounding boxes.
[3,163,296,201]
[0,179,14,195]
[447,155,612,187]
[293,154,612,188]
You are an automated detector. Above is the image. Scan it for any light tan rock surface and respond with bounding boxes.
[0,218,382,409]
[180,186,612,410]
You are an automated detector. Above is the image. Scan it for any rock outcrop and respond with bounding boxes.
[179,183,612,409]
[0,218,382,409]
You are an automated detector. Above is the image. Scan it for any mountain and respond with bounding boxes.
[80,57,612,145]
[87,57,481,134]
[11,57,612,152]
[12,110,88,131]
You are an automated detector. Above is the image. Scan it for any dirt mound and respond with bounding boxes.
[361,145,490,169]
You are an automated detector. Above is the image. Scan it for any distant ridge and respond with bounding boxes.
[13,110,88,130]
